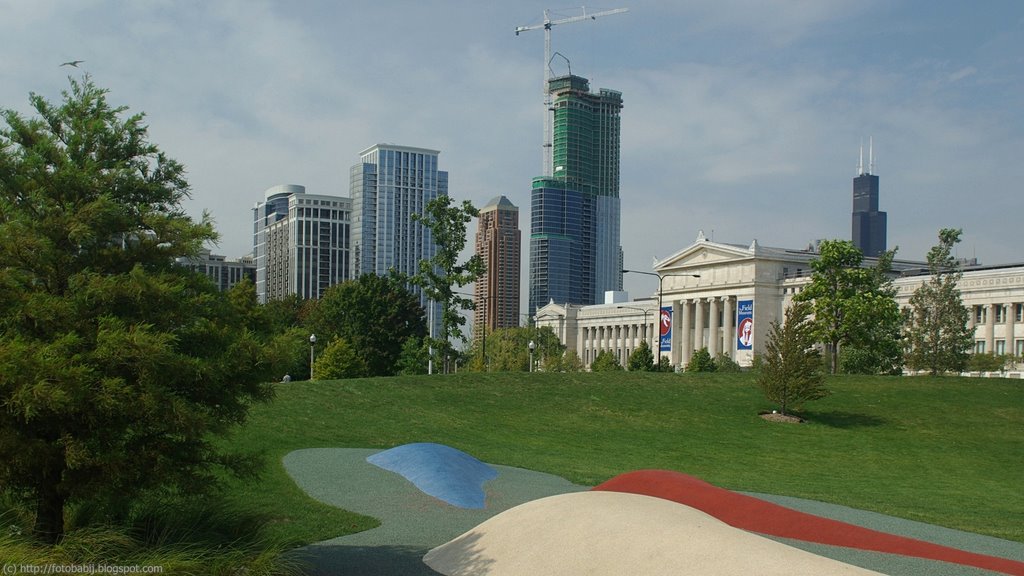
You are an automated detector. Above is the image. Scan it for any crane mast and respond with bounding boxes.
[515,7,628,176]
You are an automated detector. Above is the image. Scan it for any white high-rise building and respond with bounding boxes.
[252,184,351,302]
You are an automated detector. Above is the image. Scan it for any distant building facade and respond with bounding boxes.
[474,196,521,337]
[536,231,1024,372]
[252,184,351,302]
[350,144,446,335]
[176,250,255,292]
[852,144,887,258]
[529,74,623,314]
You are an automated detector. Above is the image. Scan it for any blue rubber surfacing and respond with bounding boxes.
[366,442,498,509]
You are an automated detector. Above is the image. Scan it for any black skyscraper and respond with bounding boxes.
[852,144,887,258]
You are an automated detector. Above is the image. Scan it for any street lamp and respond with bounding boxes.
[617,305,653,343]
[529,339,536,373]
[622,270,701,364]
[309,333,317,380]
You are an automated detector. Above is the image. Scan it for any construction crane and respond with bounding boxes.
[516,6,628,176]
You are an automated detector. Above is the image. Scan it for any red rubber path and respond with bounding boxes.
[593,470,1024,576]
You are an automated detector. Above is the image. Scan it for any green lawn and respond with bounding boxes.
[221,371,1024,546]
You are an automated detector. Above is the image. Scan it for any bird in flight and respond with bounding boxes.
[60,60,84,67]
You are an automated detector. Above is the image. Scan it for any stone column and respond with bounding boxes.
[722,296,734,360]
[694,298,706,351]
[1006,302,1016,357]
[708,297,720,357]
[679,299,691,367]
[987,303,997,354]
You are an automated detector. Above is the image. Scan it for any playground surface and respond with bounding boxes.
[284,445,1024,576]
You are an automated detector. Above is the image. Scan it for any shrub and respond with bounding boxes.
[591,350,623,372]
[686,348,716,372]
[714,352,742,373]
[627,341,655,371]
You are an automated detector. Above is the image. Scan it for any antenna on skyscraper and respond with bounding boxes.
[858,139,864,176]
[868,136,875,175]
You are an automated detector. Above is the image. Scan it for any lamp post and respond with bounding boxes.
[529,339,536,373]
[617,305,653,343]
[622,270,701,366]
[309,333,317,380]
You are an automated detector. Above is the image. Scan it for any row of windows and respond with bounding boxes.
[974,340,1024,356]
[973,304,1024,324]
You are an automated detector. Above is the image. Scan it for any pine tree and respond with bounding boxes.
[757,301,829,415]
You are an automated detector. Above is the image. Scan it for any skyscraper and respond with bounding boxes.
[852,143,887,258]
[474,196,521,336]
[350,144,446,334]
[252,184,351,302]
[529,74,623,313]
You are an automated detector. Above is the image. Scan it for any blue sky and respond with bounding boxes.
[3,1,1022,302]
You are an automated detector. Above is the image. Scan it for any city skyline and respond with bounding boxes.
[4,2,1022,303]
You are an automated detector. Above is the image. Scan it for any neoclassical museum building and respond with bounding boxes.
[534,231,1024,370]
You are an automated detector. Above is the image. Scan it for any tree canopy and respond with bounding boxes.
[306,272,426,377]
[904,229,973,375]
[794,240,902,374]
[0,77,275,542]
[411,195,484,373]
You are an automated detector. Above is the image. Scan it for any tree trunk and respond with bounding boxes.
[32,462,66,544]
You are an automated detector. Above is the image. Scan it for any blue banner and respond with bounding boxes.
[660,306,672,352]
[736,300,754,350]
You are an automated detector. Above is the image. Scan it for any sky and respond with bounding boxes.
[3,0,1022,304]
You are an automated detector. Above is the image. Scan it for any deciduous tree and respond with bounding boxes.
[306,272,426,377]
[412,196,484,373]
[0,78,274,542]
[794,240,902,374]
[904,229,974,375]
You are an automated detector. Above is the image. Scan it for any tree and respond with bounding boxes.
[411,196,484,373]
[0,78,274,542]
[590,350,623,372]
[306,272,426,377]
[757,301,829,415]
[627,340,655,371]
[313,338,369,379]
[904,229,974,375]
[396,336,430,375]
[685,348,716,372]
[794,240,902,374]
[473,327,563,372]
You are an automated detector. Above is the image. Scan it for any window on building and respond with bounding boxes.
[996,305,1007,323]
[1017,340,1024,357]
[1017,304,1023,323]
[996,340,1006,355]
[975,341,986,354]
[975,306,987,324]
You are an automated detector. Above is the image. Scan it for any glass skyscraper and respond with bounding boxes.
[852,147,887,258]
[350,144,446,335]
[529,74,623,313]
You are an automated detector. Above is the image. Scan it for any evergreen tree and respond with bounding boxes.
[627,340,655,371]
[685,348,716,372]
[0,78,274,542]
[905,229,974,375]
[757,301,829,415]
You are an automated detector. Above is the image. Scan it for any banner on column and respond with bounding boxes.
[736,300,754,350]
[660,306,672,353]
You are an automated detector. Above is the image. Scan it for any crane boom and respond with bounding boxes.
[515,7,628,176]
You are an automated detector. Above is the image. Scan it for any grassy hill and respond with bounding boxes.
[221,371,1024,546]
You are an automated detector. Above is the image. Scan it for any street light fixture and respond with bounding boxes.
[622,269,701,363]
[309,334,317,380]
[617,305,653,343]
